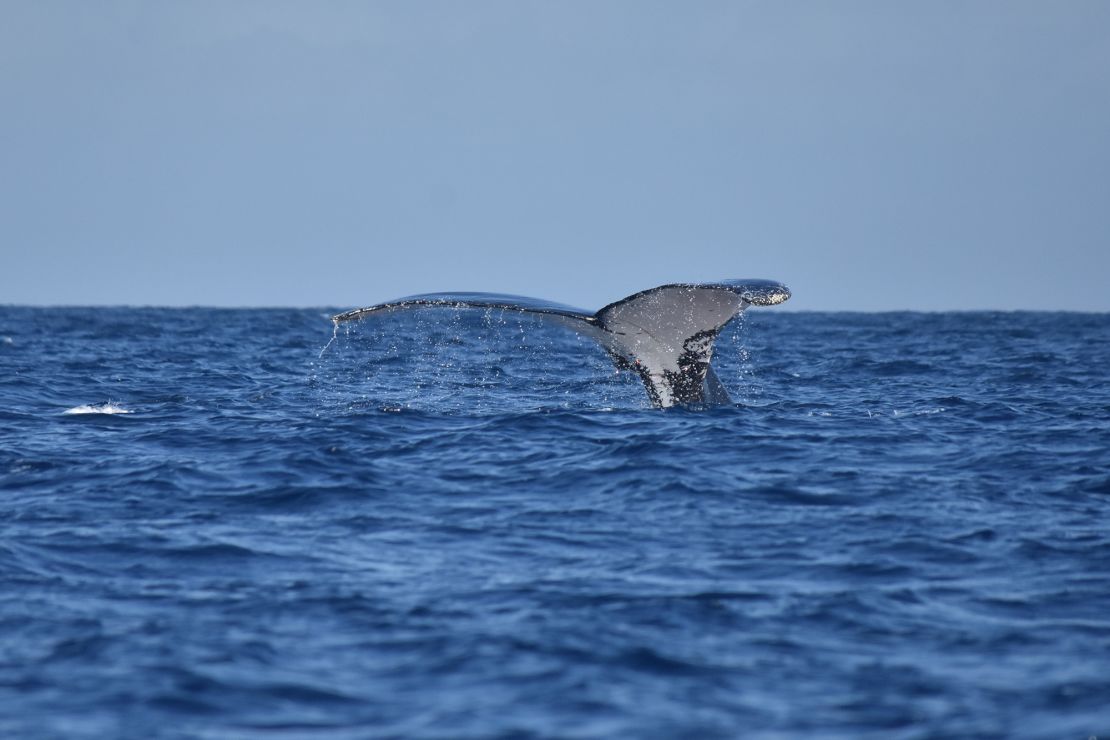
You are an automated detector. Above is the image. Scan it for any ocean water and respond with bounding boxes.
[1,305,1108,739]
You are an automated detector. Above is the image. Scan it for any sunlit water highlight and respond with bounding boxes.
[1,306,1108,738]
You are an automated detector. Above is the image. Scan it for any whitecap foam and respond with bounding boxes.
[63,402,133,416]
[891,407,946,418]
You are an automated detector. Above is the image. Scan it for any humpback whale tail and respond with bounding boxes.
[333,280,790,408]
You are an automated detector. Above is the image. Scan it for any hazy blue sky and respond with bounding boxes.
[3,1,1108,310]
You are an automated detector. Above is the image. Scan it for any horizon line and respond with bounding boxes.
[2,302,1108,315]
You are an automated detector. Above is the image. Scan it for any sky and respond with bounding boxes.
[2,1,1108,311]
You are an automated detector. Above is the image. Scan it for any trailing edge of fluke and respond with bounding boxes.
[334,280,791,408]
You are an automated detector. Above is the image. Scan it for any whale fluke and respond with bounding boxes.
[333,280,790,408]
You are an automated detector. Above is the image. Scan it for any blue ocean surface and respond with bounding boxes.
[1,305,1108,739]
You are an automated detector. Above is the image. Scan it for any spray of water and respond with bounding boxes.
[313,307,645,414]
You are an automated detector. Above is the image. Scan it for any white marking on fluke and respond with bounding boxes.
[332,280,791,408]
